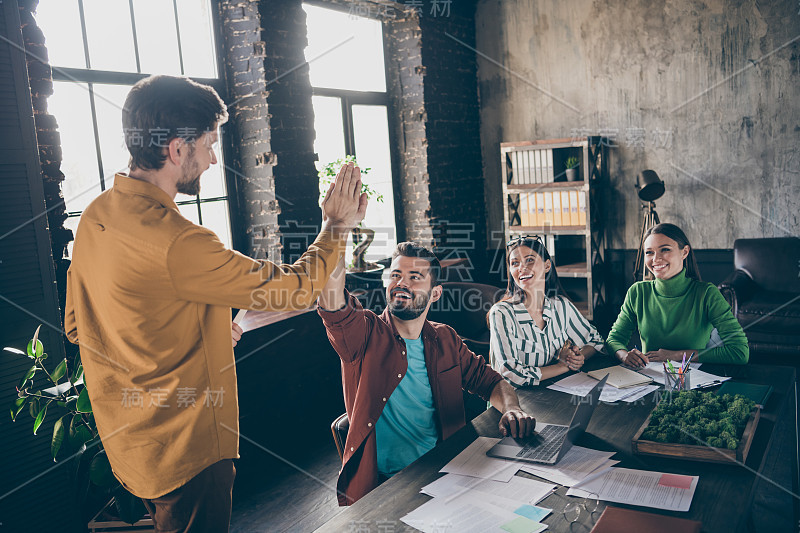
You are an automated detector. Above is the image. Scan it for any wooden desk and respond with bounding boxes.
[315,363,796,533]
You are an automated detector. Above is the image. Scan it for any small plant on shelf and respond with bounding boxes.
[565,156,580,169]
[564,156,581,181]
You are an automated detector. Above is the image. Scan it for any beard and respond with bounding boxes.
[388,288,430,321]
[176,147,201,196]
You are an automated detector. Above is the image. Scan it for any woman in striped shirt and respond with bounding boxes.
[489,236,605,387]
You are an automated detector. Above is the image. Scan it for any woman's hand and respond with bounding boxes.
[558,343,584,371]
[644,348,684,362]
[618,348,648,369]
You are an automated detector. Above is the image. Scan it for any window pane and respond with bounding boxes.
[303,4,386,92]
[200,200,232,249]
[199,142,226,199]
[178,202,200,225]
[83,0,137,72]
[311,96,345,178]
[50,81,101,214]
[93,84,132,180]
[35,0,86,69]
[176,0,217,78]
[352,105,396,259]
[132,0,182,75]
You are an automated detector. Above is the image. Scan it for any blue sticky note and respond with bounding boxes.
[514,504,551,522]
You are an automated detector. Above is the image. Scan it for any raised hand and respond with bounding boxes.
[321,163,368,237]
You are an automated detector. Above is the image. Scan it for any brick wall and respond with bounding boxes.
[259,0,321,263]
[18,0,70,313]
[218,0,282,262]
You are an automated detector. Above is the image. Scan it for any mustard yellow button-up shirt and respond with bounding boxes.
[65,174,343,498]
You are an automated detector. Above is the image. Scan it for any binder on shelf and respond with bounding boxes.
[578,192,587,225]
[561,191,571,227]
[536,192,545,226]
[546,149,554,182]
[543,191,554,225]
[534,151,541,183]
[523,193,533,226]
[552,190,562,226]
[569,190,580,226]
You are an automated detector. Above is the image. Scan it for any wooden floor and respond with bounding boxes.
[230,441,344,533]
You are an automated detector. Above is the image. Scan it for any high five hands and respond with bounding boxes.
[321,162,368,237]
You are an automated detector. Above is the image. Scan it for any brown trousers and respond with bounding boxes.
[142,459,236,533]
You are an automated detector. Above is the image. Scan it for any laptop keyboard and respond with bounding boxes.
[516,425,568,462]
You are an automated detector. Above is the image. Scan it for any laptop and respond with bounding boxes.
[486,375,608,465]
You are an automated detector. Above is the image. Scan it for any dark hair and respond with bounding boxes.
[122,75,228,171]
[502,237,565,304]
[643,223,702,281]
[392,242,442,287]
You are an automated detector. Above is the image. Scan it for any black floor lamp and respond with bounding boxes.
[633,170,665,280]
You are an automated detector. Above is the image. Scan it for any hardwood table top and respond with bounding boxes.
[315,361,796,533]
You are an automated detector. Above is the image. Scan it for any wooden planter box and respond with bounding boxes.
[631,407,760,465]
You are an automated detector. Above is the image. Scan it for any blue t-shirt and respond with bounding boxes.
[375,335,438,476]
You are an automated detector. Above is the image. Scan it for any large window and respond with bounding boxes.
[303,3,397,260]
[35,0,232,256]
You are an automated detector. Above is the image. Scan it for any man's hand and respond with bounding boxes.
[558,343,584,371]
[321,163,368,238]
[231,322,243,348]
[619,348,648,369]
[499,408,536,438]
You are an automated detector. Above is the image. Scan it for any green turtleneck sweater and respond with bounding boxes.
[606,268,749,364]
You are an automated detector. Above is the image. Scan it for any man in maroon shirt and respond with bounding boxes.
[318,240,536,505]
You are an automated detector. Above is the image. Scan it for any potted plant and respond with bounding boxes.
[565,156,581,181]
[6,326,149,528]
[318,155,385,272]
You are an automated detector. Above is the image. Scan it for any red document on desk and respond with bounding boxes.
[590,506,701,533]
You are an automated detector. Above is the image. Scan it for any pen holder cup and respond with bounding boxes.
[663,368,691,392]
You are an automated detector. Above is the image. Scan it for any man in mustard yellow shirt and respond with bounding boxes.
[65,75,366,532]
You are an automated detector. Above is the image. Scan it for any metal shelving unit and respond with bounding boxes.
[500,137,608,319]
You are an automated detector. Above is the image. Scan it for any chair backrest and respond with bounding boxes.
[734,237,800,293]
[331,412,349,461]
[427,282,506,343]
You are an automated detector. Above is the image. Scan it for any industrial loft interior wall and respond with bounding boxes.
[476,0,800,251]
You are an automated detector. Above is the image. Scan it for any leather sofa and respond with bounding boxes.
[718,237,800,359]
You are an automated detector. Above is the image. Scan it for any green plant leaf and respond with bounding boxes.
[29,397,40,419]
[18,364,36,389]
[51,414,68,459]
[10,396,27,421]
[89,450,116,487]
[65,396,77,413]
[68,415,94,451]
[3,346,28,357]
[71,362,83,384]
[113,485,147,525]
[76,386,92,413]
[27,339,43,359]
[33,401,49,435]
[51,358,67,383]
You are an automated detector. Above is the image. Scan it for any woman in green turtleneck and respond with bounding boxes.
[606,223,749,367]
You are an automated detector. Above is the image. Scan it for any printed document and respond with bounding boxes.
[440,437,519,482]
[567,467,698,512]
[518,446,618,487]
[421,473,555,504]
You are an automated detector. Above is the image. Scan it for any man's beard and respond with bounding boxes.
[388,288,430,321]
[176,148,201,195]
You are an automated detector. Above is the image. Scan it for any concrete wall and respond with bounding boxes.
[476,0,800,249]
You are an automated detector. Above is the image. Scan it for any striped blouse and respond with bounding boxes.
[488,296,605,387]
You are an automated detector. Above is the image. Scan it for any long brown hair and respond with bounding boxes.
[501,237,566,304]
[643,223,702,281]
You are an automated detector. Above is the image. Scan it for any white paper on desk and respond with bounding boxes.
[439,437,519,482]
[548,372,654,402]
[637,363,730,390]
[402,491,549,533]
[232,308,314,333]
[421,473,556,505]
[517,446,618,487]
[620,385,659,402]
[567,467,698,512]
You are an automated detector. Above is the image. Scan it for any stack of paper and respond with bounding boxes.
[400,437,558,533]
[587,366,653,388]
[518,446,618,487]
[567,467,699,512]
[548,372,659,402]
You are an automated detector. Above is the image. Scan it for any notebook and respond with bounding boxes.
[590,506,702,533]
[716,381,772,408]
[587,365,653,389]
